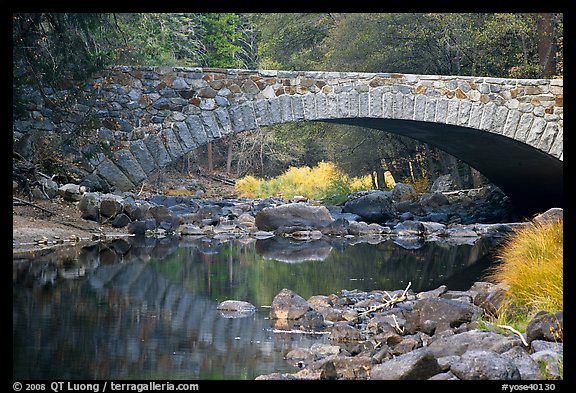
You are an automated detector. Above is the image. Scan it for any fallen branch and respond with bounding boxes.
[392,314,404,334]
[497,324,529,347]
[13,197,56,216]
[441,187,483,196]
[270,329,330,335]
[359,281,412,316]
[201,172,236,186]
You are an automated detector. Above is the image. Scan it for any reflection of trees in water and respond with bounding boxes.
[145,236,500,304]
[13,235,500,379]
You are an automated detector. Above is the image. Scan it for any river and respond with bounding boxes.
[13,234,502,380]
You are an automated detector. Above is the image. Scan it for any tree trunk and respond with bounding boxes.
[370,172,377,189]
[537,13,557,78]
[207,142,213,172]
[375,164,386,190]
[225,138,233,175]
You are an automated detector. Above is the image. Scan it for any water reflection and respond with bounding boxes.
[13,234,501,380]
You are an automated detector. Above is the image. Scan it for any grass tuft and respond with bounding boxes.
[486,219,563,317]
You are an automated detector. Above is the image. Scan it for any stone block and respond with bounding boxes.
[129,140,157,175]
[144,133,171,168]
[302,93,317,120]
[96,158,135,191]
[185,114,209,146]
[110,149,147,185]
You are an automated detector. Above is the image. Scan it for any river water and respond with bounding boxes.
[13,234,501,380]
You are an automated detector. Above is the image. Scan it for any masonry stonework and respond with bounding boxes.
[13,66,563,191]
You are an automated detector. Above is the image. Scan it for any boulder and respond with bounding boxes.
[348,221,390,236]
[270,288,315,320]
[319,356,374,380]
[526,311,563,344]
[393,220,425,236]
[430,174,457,193]
[100,196,124,218]
[501,346,543,380]
[78,192,101,222]
[450,350,521,380]
[428,330,523,358]
[370,347,442,380]
[58,183,82,202]
[111,213,131,228]
[405,297,482,334]
[255,203,333,231]
[320,217,350,236]
[390,183,417,203]
[530,350,563,379]
[327,323,366,342]
[532,208,563,225]
[126,203,153,221]
[420,191,449,208]
[216,300,256,318]
[342,190,396,223]
[469,281,508,316]
[127,219,156,235]
[530,340,563,355]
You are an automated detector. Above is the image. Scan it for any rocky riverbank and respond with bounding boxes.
[13,173,563,380]
[62,175,526,244]
[249,283,563,380]
[14,170,558,260]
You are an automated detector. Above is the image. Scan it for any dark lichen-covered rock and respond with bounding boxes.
[371,347,442,380]
[450,350,521,380]
[526,311,563,344]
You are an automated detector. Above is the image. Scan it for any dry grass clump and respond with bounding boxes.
[487,219,563,316]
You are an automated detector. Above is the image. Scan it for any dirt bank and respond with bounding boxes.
[12,195,131,256]
[12,170,238,256]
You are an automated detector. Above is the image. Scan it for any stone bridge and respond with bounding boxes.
[15,66,563,216]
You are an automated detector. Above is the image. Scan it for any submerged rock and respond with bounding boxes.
[216,300,257,318]
[216,300,256,312]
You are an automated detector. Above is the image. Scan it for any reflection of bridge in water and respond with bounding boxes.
[87,261,298,379]
[13,234,501,379]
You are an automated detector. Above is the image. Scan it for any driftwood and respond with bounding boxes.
[13,196,56,216]
[202,172,236,186]
[441,187,483,196]
[497,324,529,347]
[270,329,330,335]
[359,281,412,316]
[13,151,50,200]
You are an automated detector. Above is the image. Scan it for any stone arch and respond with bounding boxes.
[14,66,562,215]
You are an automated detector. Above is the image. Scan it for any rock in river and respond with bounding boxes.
[254,203,333,231]
[216,300,256,318]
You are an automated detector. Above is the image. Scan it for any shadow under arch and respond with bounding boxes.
[319,117,563,218]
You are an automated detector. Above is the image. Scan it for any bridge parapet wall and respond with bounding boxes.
[13,66,563,191]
